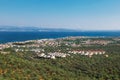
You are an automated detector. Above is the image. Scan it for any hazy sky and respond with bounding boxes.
[0,0,120,30]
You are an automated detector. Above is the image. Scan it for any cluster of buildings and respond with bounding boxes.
[0,37,112,58]
[37,52,70,59]
[0,44,10,50]
[68,50,106,57]
[36,39,59,47]
[0,44,11,54]
[84,40,112,45]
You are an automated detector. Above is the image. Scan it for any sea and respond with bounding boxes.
[0,31,120,43]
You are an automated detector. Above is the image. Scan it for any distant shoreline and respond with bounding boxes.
[0,36,120,44]
[0,32,120,44]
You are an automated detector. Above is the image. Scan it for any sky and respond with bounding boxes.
[0,0,120,30]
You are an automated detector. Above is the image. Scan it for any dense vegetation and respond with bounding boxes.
[0,43,120,80]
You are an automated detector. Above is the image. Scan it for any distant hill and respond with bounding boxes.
[0,26,79,32]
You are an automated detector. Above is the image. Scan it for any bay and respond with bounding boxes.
[0,31,120,43]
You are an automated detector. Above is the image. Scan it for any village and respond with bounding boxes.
[0,36,119,59]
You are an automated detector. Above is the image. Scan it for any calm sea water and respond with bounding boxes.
[0,31,120,43]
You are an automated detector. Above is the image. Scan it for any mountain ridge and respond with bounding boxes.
[0,26,79,32]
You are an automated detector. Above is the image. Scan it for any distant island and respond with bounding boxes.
[0,26,120,32]
[0,26,79,32]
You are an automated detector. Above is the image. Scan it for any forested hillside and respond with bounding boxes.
[0,44,120,80]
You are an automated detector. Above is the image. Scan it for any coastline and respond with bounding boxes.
[0,31,120,44]
[0,36,119,44]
